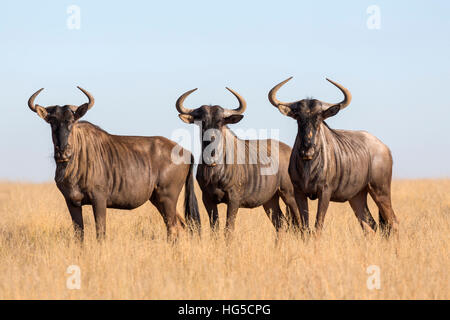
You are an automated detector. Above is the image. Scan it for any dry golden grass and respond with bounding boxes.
[0,179,448,299]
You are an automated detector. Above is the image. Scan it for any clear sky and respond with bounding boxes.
[0,0,449,181]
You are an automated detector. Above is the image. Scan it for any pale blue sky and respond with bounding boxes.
[0,0,449,181]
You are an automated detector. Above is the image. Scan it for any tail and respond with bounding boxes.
[284,204,291,228]
[184,155,201,235]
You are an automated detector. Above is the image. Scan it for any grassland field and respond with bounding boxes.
[0,179,448,299]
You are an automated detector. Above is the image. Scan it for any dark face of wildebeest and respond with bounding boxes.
[27,87,94,163]
[176,88,246,166]
[268,77,350,160]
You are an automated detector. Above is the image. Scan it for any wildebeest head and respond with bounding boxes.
[176,87,247,166]
[28,87,95,163]
[268,77,352,160]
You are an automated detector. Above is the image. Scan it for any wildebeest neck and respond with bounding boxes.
[56,121,111,184]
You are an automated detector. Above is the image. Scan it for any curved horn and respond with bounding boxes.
[223,87,247,117]
[77,86,95,110]
[28,88,44,112]
[322,78,352,110]
[268,77,296,108]
[176,88,197,114]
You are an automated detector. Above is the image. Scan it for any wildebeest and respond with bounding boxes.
[175,87,302,237]
[28,87,200,241]
[268,77,399,236]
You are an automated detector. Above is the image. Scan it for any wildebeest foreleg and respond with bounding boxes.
[92,196,107,241]
[314,190,332,235]
[65,199,84,242]
[293,188,310,235]
[224,202,239,240]
[202,194,219,233]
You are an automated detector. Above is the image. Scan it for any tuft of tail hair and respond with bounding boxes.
[284,204,291,229]
[185,155,201,235]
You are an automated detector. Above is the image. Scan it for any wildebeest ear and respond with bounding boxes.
[178,114,195,124]
[278,104,295,118]
[35,106,49,122]
[224,114,243,124]
[322,104,340,119]
[74,104,89,120]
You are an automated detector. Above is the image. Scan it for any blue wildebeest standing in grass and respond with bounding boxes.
[268,77,399,237]
[175,87,302,238]
[27,87,200,241]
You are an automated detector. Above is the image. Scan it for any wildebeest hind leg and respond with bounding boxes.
[279,191,302,231]
[368,186,399,237]
[92,197,107,241]
[378,209,387,232]
[150,192,182,242]
[263,195,284,232]
[349,190,377,235]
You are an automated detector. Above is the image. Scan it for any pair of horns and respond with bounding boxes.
[176,87,247,117]
[268,77,352,111]
[28,86,95,112]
